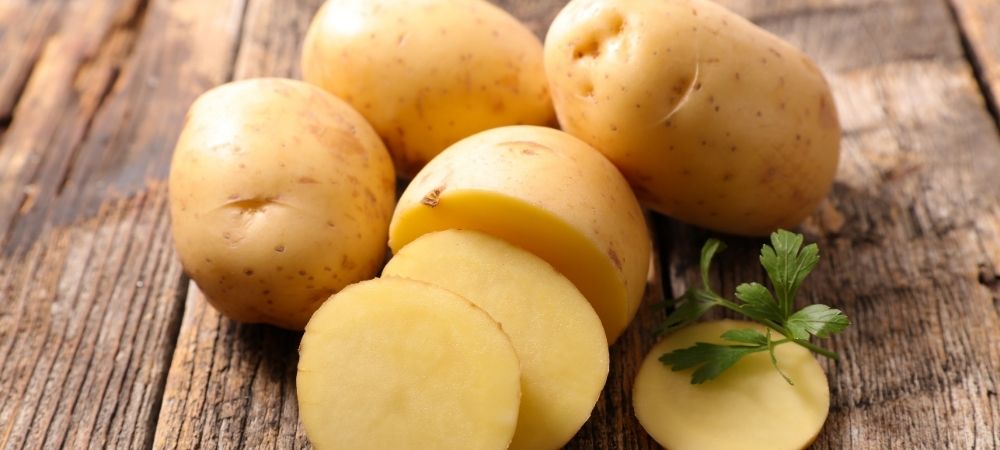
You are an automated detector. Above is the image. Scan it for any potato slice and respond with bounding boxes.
[383,230,609,449]
[389,125,650,343]
[633,320,830,450]
[297,278,521,450]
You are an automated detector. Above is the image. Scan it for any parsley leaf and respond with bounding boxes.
[720,328,769,346]
[658,230,849,384]
[735,282,783,325]
[659,342,767,384]
[657,288,717,334]
[785,304,850,340]
[760,230,819,317]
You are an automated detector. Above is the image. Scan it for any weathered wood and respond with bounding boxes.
[665,0,1000,448]
[1,0,999,448]
[0,0,246,448]
[949,0,1000,120]
[152,0,323,448]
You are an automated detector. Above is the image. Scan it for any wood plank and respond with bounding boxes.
[949,0,1000,120]
[0,0,63,131]
[0,0,247,447]
[154,0,1000,448]
[152,1,324,446]
[663,0,1000,448]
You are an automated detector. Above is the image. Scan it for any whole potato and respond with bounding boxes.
[545,0,840,236]
[301,0,555,177]
[169,78,395,330]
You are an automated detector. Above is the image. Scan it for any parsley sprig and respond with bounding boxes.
[658,230,849,385]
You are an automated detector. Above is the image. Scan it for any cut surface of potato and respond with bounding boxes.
[389,126,650,344]
[633,320,830,450]
[383,230,609,449]
[297,278,521,450]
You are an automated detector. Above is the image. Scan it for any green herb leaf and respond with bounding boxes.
[735,282,783,324]
[760,230,820,317]
[657,288,717,335]
[659,342,767,384]
[699,239,726,291]
[656,230,849,385]
[785,304,851,340]
[720,328,769,346]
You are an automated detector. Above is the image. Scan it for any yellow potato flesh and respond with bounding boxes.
[545,0,841,236]
[302,0,554,177]
[389,126,650,343]
[297,278,521,450]
[633,320,830,450]
[383,230,609,450]
[168,78,395,329]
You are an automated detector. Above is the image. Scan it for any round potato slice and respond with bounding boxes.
[545,0,840,236]
[298,278,521,450]
[169,78,395,330]
[389,126,651,344]
[383,230,609,449]
[633,320,830,450]
[302,0,555,177]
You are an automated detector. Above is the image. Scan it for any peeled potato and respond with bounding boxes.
[633,320,830,450]
[389,125,650,344]
[383,230,609,449]
[297,277,521,450]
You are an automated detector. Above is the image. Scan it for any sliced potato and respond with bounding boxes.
[389,125,650,343]
[633,320,830,450]
[297,278,521,450]
[383,230,609,449]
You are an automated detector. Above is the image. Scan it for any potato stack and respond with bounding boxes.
[167,0,840,449]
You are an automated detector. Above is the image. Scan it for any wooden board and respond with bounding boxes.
[1,0,998,448]
[949,0,1000,117]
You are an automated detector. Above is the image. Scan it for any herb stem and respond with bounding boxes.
[792,339,839,360]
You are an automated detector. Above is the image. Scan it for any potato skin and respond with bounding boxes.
[302,0,555,177]
[390,126,650,343]
[545,0,841,236]
[169,78,395,330]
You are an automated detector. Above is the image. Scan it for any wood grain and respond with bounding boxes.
[152,0,323,448]
[675,0,1000,448]
[0,0,998,449]
[0,0,245,447]
[949,0,1000,120]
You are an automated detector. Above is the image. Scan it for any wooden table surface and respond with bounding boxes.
[2,0,999,448]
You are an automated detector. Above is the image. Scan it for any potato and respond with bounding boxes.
[301,0,555,177]
[298,277,521,450]
[389,125,650,343]
[633,320,830,450]
[545,0,840,236]
[168,78,395,330]
[383,230,609,449]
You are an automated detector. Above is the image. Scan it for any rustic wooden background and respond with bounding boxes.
[1,0,998,448]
